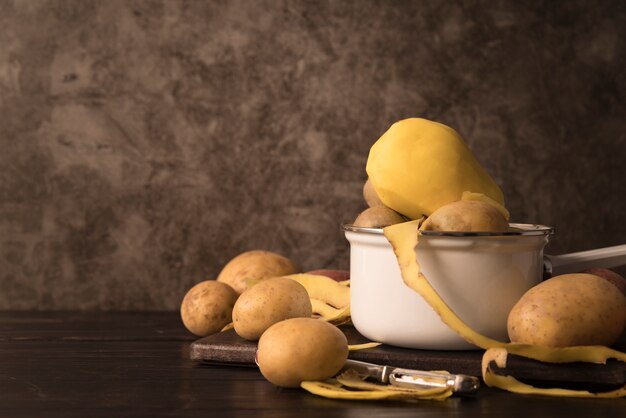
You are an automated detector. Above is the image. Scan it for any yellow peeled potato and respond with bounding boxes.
[366,118,505,219]
[180,280,239,337]
[507,273,626,347]
[232,277,312,341]
[257,318,349,388]
[217,250,299,294]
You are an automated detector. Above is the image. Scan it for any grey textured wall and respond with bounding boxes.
[1,0,625,310]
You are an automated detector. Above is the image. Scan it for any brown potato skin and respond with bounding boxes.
[363,178,384,207]
[232,277,312,341]
[217,250,299,294]
[507,273,626,347]
[257,318,348,388]
[180,280,238,337]
[581,268,626,297]
[353,206,406,228]
[421,200,509,232]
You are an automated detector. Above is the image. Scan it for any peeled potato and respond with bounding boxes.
[232,277,312,341]
[420,199,509,232]
[367,118,505,219]
[217,250,299,294]
[257,318,348,388]
[507,273,626,347]
[180,280,239,337]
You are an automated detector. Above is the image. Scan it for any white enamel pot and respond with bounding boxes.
[343,224,626,351]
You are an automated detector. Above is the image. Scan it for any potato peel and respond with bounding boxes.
[336,370,452,399]
[301,371,453,401]
[348,342,382,351]
[310,298,342,319]
[301,380,414,400]
[284,273,350,309]
[323,305,352,325]
[308,298,352,325]
[383,219,626,398]
[482,348,626,398]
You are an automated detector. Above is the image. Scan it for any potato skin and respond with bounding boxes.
[353,206,406,228]
[232,277,312,341]
[363,178,384,207]
[507,273,626,347]
[180,280,238,337]
[582,268,626,297]
[421,200,509,232]
[257,318,349,388]
[217,250,299,294]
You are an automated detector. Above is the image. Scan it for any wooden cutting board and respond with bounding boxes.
[190,325,625,388]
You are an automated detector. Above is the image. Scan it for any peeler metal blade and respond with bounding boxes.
[341,359,480,395]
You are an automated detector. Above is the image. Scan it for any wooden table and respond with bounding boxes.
[1,312,624,417]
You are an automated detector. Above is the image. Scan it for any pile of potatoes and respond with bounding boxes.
[181,179,626,393]
[352,179,408,228]
[357,176,626,348]
[180,250,299,336]
[180,250,351,387]
[355,180,512,233]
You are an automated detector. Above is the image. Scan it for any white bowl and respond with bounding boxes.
[344,224,553,350]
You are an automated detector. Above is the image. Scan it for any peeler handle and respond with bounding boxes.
[544,244,626,277]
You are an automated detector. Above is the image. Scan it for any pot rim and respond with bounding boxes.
[342,222,555,237]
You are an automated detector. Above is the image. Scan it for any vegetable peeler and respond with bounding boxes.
[341,359,480,395]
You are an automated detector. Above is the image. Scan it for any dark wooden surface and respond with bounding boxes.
[1,312,625,418]
[191,325,626,386]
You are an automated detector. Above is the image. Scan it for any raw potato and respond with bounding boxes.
[366,118,505,219]
[582,268,626,297]
[507,273,626,347]
[180,280,239,337]
[217,250,299,294]
[363,178,384,207]
[257,318,349,388]
[420,199,509,232]
[353,206,406,228]
[461,191,510,220]
[232,277,312,341]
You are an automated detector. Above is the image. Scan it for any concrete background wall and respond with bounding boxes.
[1,0,625,310]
